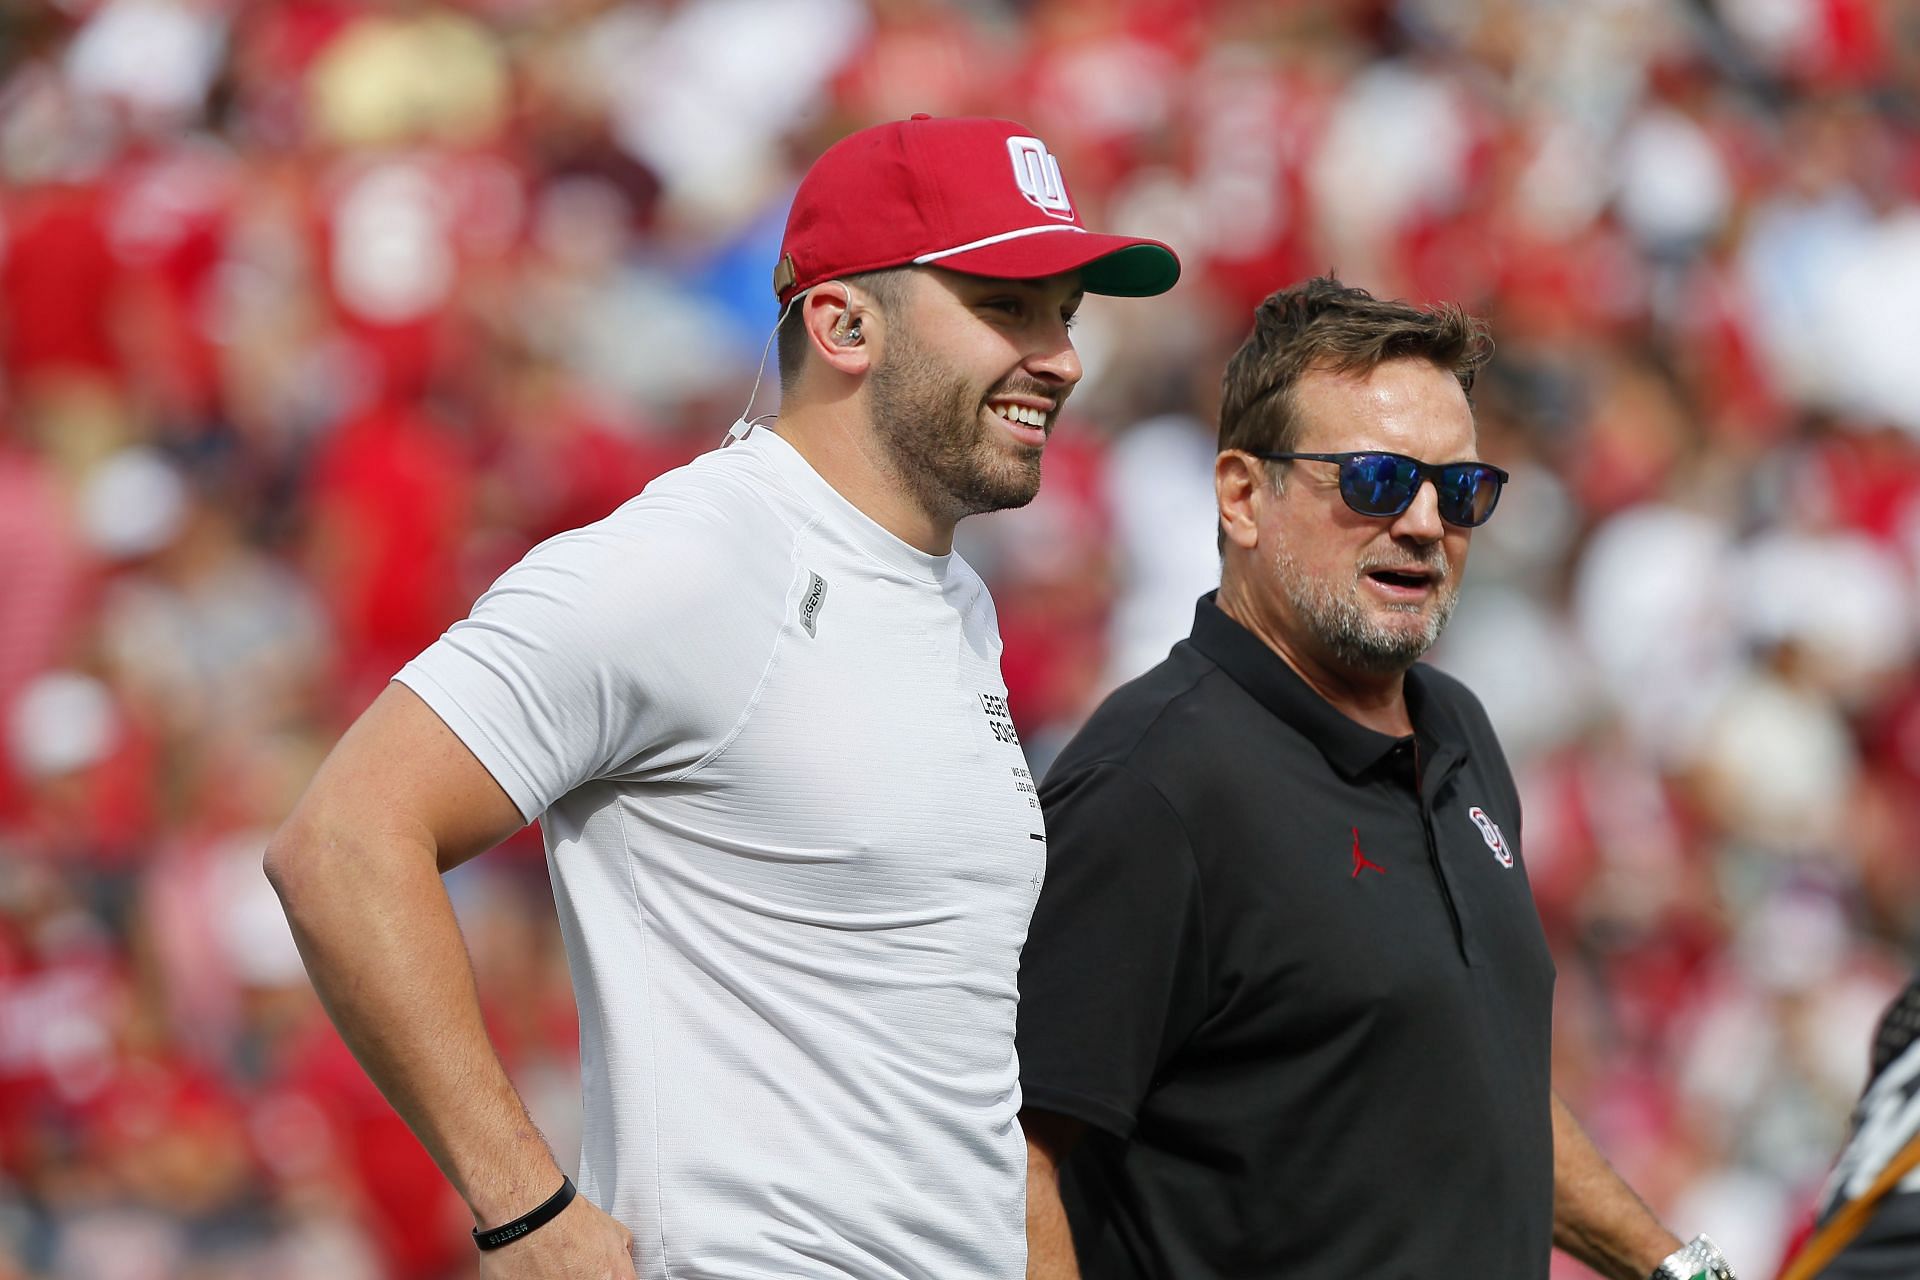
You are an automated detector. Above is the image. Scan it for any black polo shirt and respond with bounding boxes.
[1017,593,1555,1280]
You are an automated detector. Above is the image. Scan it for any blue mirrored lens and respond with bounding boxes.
[1439,464,1501,526]
[1340,454,1420,515]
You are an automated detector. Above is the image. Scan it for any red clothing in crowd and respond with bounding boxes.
[1,184,125,385]
[306,401,475,703]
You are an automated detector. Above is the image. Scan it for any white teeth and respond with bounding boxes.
[992,404,1047,427]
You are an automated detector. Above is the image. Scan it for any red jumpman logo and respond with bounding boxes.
[1351,827,1385,878]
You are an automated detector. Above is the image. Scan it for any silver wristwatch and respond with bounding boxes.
[1651,1234,1736,1280]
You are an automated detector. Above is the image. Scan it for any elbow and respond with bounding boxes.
[264,807,435,919]
[262,820,303,905]
[263,810,329,915]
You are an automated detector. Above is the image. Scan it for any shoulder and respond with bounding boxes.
[447,450,807,684]
[608,446,806,554]
[1409,663,1501,743]
[1045,643,1220,789]
[528,448,803,599]
[941,552,1001,643]
[1034,656,1214,906]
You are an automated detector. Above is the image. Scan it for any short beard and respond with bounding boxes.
[1271,541,1458,674]
[864,319,1046,523]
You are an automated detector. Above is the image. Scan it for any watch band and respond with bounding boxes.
[1651,1233,1736,1280]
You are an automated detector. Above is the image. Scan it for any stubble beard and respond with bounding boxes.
[1271,541,1460,674]
[864,322,1046,524]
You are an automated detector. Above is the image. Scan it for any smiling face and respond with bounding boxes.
[864,268,1084,524]
[1254,357,1479,676]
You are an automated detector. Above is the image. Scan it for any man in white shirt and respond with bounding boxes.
[264,115,1179,1280]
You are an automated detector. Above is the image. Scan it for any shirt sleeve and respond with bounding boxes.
[395,504,786,823]
[1017,760,1209,1140]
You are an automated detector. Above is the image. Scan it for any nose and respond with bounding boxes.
[1024,319,1083,389]
[1390,477,1446,543]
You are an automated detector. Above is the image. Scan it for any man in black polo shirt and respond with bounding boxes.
[1017,278,1735,1280]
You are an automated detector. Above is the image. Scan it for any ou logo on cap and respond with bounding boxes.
[1469,806,1513,869]
[1007,136,1075,221]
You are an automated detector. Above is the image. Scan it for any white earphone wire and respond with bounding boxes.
[723,283,855,447]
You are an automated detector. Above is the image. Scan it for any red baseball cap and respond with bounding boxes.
[774,115,1180,303]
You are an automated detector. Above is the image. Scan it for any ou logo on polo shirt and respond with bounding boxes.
[1468,807,1513,868]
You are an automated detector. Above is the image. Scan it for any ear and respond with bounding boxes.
[1215,451,1266,551]
[802,282,871,377]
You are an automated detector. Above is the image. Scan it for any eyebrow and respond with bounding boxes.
[965,278,1084,303]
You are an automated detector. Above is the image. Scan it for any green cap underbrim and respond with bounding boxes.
[1078,243,1182,297]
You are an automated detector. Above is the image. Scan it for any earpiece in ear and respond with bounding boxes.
[830,282,862,346]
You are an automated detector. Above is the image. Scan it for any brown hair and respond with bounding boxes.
[1216,276,1491,458]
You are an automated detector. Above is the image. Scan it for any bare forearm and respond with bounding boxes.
[1552,1092,1681,1280]
[1024,1115,1083,1280]
[1026,1166,1080,1278]
[267,823,560,1226]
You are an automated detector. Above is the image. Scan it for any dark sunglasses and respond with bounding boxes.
[1249,450,1509,528]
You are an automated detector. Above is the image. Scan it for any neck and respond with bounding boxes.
[772,401,956,555]
[1215,575,1416,739]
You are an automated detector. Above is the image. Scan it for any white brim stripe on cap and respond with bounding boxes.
[912,223,1089,264]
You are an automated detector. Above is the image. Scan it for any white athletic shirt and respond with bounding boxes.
[395,426,1045,1280]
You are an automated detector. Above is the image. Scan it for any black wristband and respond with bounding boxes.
[472,1176,576,1252]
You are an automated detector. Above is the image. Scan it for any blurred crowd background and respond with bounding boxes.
[2,0,1918,1276]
